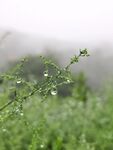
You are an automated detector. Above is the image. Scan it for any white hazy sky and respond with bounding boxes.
[0,0,113,43]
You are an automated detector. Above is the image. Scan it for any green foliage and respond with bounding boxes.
[7,55,71,97]
[7,51,89,98]
[0,48,113,149]
[72,72,89,102]
[8,55,60,81]
[0,90,113,150]
[0,49,89,111]
[4,49,113,150]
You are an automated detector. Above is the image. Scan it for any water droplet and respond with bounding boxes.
[51,88,57,95]
[67,79,70,83]
[16,80,22,84]
[44,71,48,77]
[40,145,44,148]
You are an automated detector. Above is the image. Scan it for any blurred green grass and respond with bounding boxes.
[0,84,113,150]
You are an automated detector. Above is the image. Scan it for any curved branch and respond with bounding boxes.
[0,88,38,112]
[0,100,14,112]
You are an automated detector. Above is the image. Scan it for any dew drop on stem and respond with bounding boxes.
[44,71,48,77]
[51,87,57,96]
[16,80,22,84]
[67,79,71,83]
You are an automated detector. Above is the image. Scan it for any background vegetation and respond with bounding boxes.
[0,50,113,150]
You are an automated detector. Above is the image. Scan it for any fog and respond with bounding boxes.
[0,0,113,42]
[0,0,113,88]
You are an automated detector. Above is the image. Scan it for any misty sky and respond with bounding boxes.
[0,0,113,43]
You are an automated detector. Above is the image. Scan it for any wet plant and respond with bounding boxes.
[0,49,89,114]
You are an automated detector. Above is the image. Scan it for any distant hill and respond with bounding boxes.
[0,28,88,68]
[0,28,113,88]
[0,29,75,66]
